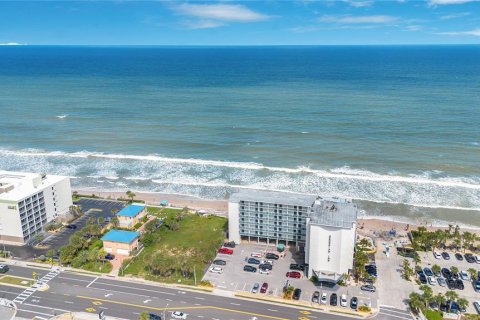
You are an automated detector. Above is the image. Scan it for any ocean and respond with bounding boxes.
[0,46,479,225]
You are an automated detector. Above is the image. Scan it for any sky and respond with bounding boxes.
[0,0,480,45]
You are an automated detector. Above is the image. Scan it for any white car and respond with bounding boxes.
[171,311,188,319]
[262,260,274,265]
[252,283,260,293]
[209,266,223,274]
[320,292,327,304]
[474,301,480,313]
[475,255,480,264]
[251,252,262,258]
[459,270,470,281]
[427,276,436,286]
[433,251,442,259]
[259,268,270,275]
[340,294,348,307]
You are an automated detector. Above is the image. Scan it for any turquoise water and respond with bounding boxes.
[0,46,479,223]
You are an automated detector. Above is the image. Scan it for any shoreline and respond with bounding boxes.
[74,188,480,234]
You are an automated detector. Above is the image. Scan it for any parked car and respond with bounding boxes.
[252,283,260,294]
[442,252,451,260]
[419,274,428,284]
[360,285,376,292]
[104,253,115,260]
[424,268,434,277]
[459,270,470,281]
[209,266,223,274]
[259,263,272,270]
[218,247,233,255]
[262,260,274,266]
[223,241,236,248]
[474,280,480,292]
[455,253,464,261]
[441,268,452,279]
[433,268,442,277]
[473,301,480,313]
[428,276,436,286]
[475,255,480,264]
[247,258,261,265]
[456,279,464,290]
[350,297,358,310]
[289,264,305,271]
[260,282,268,294]
[171,311,187,319]
[429,300,439,310]
[148,313,162,320]
[464,253,476,263]
[440,302,448,312]
[259,268,270,275]
[250,252,262,258]
[312,291,320,303]
[330,293,338,306]
[244,265,257,273]
[213,259,226,266]
[340,294,348,307]
[447,278,457,290]
[0,264,9,274]
[433,251,442,259]
[320,292,327,304]
[437,277,446,287]
[286,271,301,279]
[293,288,302,300]
[265,253,279,260]
[66,224,77,230]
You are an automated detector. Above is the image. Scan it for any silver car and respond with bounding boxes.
[437,277,446,287]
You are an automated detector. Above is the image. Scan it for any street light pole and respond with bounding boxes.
[163,303,169,320]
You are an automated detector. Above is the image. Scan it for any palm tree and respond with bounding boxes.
[431,264,441,276]
[445,290,459,312]
[447,224,453,235]
[462,231,476,252]
[402,259,414,281]
[419,285,433,309]
[126,190,136,203]
[110,216,119,228]
[467,267,477,280]
[450,266,459,276]
[433,293,446,308]
[409,292,425,313]
[457,298,469,311]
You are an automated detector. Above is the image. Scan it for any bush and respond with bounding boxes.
[358,306,371,312]
[310,275,319,283]
[133,222,143,230]
[199,280,213,288]
[140,233,156,247]
[142,215,149,223]
[91,239,103,249]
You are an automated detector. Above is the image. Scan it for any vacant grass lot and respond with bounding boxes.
[0,275,34,287]
[125,212,227,285]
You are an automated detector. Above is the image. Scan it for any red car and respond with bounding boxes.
[218,247,234,255]
[286,271,301,278]
[260,282,268,294]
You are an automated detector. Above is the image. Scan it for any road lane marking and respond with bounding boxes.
[230,303,241,306]
[63,301,74,304]
[85,307,96,312]
[379,311,412,320]
[194,297,205,300]
[22,303,70,313]
[86,277,99,288]
[57,276,92,283]
[267,309,278,312]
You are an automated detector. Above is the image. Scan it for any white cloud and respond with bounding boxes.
[184,19,225,30]
[403,25,423,31]
[341,0,374,7]
[0,42,26,46]
[437,28,480,36]
[428,0,479,5]
[174,3,270,22]
[319,15,398,24]
[440,12,471,19]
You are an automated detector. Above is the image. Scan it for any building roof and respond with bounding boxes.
[229,189,317,207]
[0,170,69,202]
[117,204,145,217]
[101,229,140,244]
[308,197,357,229]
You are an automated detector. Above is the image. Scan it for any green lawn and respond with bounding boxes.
[124,213,227,285]
[82,261,113,273]
[0,275,34,287]
[147,206,183,217]
[425,310,443,320]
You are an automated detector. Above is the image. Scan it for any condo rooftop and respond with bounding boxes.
[229,189,317,207]
[308,197,357,229]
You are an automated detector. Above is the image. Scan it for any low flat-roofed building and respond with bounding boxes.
[101,229,140,256]
[116,204,146,229]
[0,170,72,244]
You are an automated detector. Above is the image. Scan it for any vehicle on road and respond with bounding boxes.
[442,252,451,260]
[148,313,162,320]
[223,241,236,248]
[321,292,327,304]
[213,259,226,266]
[312,291,320,303]
[252,283,260,293]
[66,224,77,230]
[293,288,302,300]
[247,258,261,265]
[260,282,268,294]
[350,297,358,310]
[330,293,338,306]
[209,266,223,274]
[360,284,376,292]
[0,264,9,273]
[218,247,233,255]
[340,294,348,307]
[104,253,115,260]
[455,253,464,261]
[459,270,470,281]
[244,265,257,273]
[433,251,442,259]
[437,277,446,287]
[428,276,436,286]
[265,253,279,260]
[171,311,188,319]
[286,271,301,278]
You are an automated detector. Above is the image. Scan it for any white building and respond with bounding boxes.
[228,190,357,283]
[0,171,72,244]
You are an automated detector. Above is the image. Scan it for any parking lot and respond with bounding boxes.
[202,243,377,311]
[39,198,125,252]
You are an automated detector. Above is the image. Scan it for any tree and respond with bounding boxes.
[34,233,44,243]
[409,292,425,312]
[433,293,446,306]
[111,216,119,228]
[445,290,459,312]
[59,245,77,265]
[77,250,89,265]
[46,249,55,266]
[413,252,421,268]
[138,312,149,320]
[431,264,441,276]
[126,190,136,202]
[88,248,99,263]
[358,238,370,250]
[468,267,477,280]
[457,298,469,311]
[353,248,369,280]
[402,259,414,281]
[98,216,105,225]
[462,231,476,252]
[450,266,459,275]
[419,285,433,309]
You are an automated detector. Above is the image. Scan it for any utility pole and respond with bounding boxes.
[163,303,169,320]
[193,265,197,286]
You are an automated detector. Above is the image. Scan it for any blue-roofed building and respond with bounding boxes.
[116,203,146,229]
[101,229,140,256]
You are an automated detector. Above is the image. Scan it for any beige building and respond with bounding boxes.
[101,229,140,256]
[116,204,146,229]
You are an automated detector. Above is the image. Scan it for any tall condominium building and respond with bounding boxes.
[228,189,357,282]
[0,171,73,244]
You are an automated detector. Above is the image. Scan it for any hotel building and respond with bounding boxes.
[228,190,357,282]
[0,171,73,244]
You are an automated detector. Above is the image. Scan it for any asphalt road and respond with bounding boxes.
[0,264,390,320]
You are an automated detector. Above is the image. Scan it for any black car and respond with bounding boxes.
[259,263,272,270]
[442,252,450,260]
[446,278,457,290]
[439,302,448,312]
[330,293,338,306]
[423,268,434,277]
[104,253,115,260]
[66,224,77,230]
[247,258,261,265]
[293,288,302,300]
[213,259,226,266]
[464,253,476,263]
[419,274,428,284]
[441,268,452,279]
[474,279,480,292]
[149,313,162,320]
[455,253,464,261]
[0,264,9,274]
[350,297,358,310]
[265,253,279,260]
[290,264,305,271]
[223,242,236,248]
[456,279,464,290]
[243,265,257,273]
